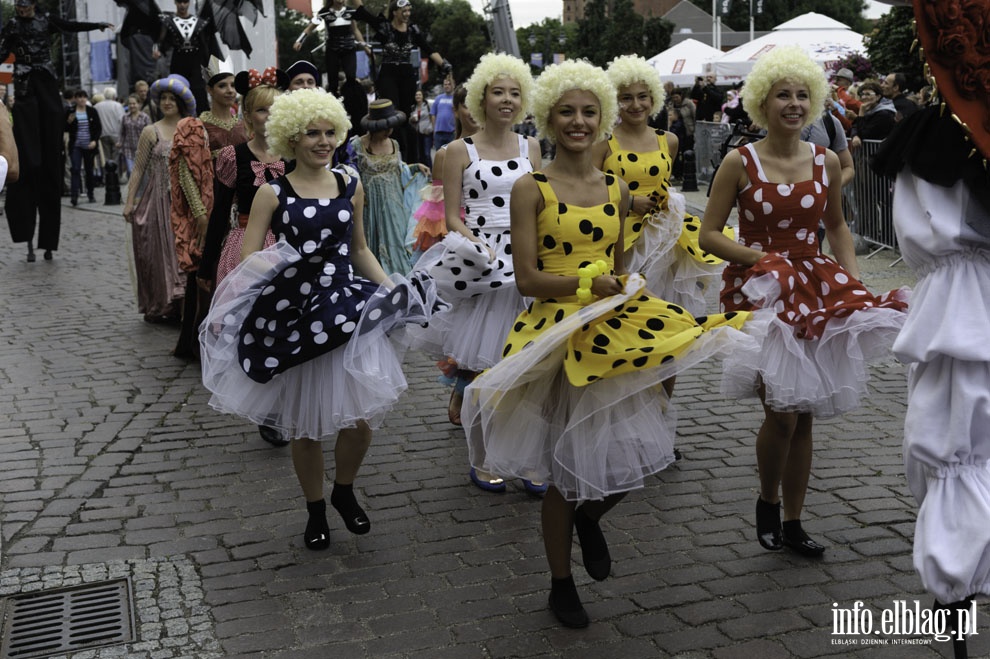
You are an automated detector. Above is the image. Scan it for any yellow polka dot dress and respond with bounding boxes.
[602,130,729,316]
[462,172,761,501]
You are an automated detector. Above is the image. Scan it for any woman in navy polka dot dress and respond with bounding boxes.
[410,54,542,493]
[200,90,445,550]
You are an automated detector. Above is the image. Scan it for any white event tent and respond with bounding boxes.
[705,12,865,80]
[647,38,727,86]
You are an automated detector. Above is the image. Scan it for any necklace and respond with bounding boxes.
[200,110,239,131]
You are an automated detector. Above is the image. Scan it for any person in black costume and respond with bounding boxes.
[0,0,112,262]
[293,0,371,96]
[352,0,450,162]
[152,0,213,117]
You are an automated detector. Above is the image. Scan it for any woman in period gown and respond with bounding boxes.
[122,76,196,323]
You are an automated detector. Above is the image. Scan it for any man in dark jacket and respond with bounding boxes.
[690,74,723,122]
[65,89,102,206]
[880,72,918,122]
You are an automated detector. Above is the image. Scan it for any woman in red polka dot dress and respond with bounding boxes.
[700,47,908,558]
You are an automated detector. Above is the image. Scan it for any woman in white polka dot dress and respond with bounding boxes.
[411,54,542,493]
[699,47,908,558]
[200,89,445,550]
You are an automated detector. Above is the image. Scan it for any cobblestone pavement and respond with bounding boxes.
[0,195,986,659]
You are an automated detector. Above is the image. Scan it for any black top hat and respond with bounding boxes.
[361,99,407,132]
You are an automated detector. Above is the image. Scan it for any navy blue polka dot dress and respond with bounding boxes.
[201,169,446,440]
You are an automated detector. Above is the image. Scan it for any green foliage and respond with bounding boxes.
[572,0,670,65]
[690,0,868,33]
[863,6,923,90]
[518,18,573,70]
[275,0,319,73]
[425,0,490,86]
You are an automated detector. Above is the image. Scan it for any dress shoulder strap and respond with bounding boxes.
[463,136,480,161]
[530,171,557,205]
[517,133,528,159]
[739,143,767,184]
[655,130,670,158]
[811,143,829,187]
[605,173,622,206]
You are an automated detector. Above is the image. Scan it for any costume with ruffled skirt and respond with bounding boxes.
[200,170,445,439]
[602,129,727,316]
[463,171,760,501]
[871,105,990,605]
[720,142,908,418]
[409,135,531,372]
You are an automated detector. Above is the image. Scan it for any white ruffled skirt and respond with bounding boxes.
[720,268,908,418]
[626,192,725,317]
[463,274,765,502]
[408,229,526,371]
[200,241,445,440]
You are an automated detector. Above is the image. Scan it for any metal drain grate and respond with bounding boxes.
[0,578,135,658]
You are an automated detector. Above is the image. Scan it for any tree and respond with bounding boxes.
[574,0,608,64]
[275,0,318,73]
[425,0,490,86]
[690,0,869,33]
[517,18,574,72]
[643,16,674,56]
[863,6,923,90]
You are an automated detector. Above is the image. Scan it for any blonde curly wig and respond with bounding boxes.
[607,55,666,119]
[743,45,828,129]
[464,53,533,128]
[531,60,617,144]
[266,88,352,160]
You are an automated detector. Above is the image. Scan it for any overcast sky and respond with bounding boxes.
[464,0,891,29]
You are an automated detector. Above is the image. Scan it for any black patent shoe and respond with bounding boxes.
[43,250,52,261]
[548,578,589,629]
[756,497,783,551]
[304,499,331,550]
[781,520,825,557]
[258,424,289,446]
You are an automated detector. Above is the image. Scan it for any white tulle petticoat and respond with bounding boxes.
[720,268,909,418]
[407,230,526,371]
[200,241,445,440]
[463,274,765,502]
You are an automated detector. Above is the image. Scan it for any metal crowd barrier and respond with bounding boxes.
[693,121,733,184]
[849,138,898,259]
[695,128,899,261]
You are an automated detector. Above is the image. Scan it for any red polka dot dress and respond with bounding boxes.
[720,143,909,417]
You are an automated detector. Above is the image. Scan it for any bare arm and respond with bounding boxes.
[821,151,860,279]
[836,147,854,188]
[349,181,389,284]
[0,108,19,184]
[511,175,622,299]
[241,184,278,260]
[441,140,474,238]
[293,22,317,50]
[699,148,763,266]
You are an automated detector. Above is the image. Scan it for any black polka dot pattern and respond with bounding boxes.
[496,169,751,387]
[238,174,380,383]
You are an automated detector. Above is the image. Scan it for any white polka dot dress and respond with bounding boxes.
[409,135,532,371]
[200,171,447,440]
[720,143,908,416]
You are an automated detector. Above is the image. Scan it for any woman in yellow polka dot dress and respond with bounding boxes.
[462,60,765,629]
[594,55,728,318]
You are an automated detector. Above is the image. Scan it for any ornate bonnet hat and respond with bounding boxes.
[912,0,990,163]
